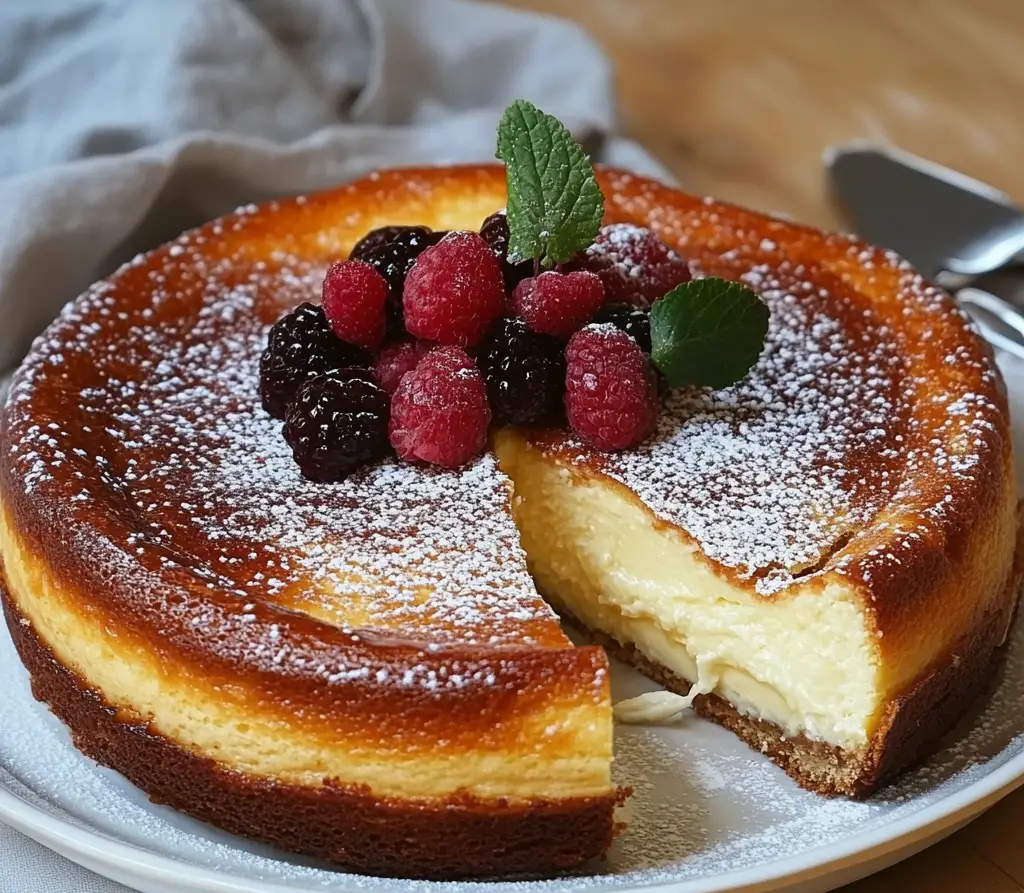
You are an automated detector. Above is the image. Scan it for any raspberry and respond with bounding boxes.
[259,303,369,419]
[593,302,652,353]
[564,324,659,451]
[389,346,491,467]
[283,370,390,482]
[403,231,506,346]
[322,260,389,350]
[372,340,431,395]
[512,270,605,338]
[480,211,533,292]
[478,318,565,426]
[581,223,691,306]
[357,227,446,339]
[349,225,429,263]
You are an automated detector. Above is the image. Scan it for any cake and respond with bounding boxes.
[0,164,1019,879]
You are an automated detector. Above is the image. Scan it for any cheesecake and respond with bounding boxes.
[0,164,1019,878]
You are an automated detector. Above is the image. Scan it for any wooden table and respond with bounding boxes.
[505,1,1024,889]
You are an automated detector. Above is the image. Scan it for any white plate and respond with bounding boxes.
[2,614,1024,893]
[4,355,1024,893]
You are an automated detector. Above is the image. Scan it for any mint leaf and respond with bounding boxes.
[650,278,769,388]
[496,99,604,267]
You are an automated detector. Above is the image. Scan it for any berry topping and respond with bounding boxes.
[593,301,652,353]
[480,210,533,291]
[349,225,430,263]
[478,318,565,425]
[372,339,431,395]
[322,260,389,350]
[512,269,605,338]
[259,303,369,420]
[581,223,691,306]
[259,101,775,483]
[565,324,659,451]
[358,227,446,339]
[389,346,491,467]
[403,231,506,346]
[282,370,390,482]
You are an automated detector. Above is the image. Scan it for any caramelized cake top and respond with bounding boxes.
[0,166,1011,700]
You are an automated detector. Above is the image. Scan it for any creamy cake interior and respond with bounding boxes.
[496,433,879,750]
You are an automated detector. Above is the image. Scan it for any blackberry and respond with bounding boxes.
[593,302,652,353]
[283,370,390,482]
[384,299,406,342]
[349,225,427,263]
[480,211,533,292]
[358,227,447,338]
[478,318,565,426]
[259,303,369,419]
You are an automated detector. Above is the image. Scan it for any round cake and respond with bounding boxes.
[0,165,1019,879]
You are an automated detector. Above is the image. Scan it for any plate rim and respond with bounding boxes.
[2,728,1024,893]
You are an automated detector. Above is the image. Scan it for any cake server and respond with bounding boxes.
[825,143,1024,359]
[825,143,1024,280]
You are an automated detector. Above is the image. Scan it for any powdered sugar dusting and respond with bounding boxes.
[3,238,563,657]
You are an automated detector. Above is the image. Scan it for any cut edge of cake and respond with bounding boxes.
[495,428,1023,796]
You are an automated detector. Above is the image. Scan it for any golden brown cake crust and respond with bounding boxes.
[1,591,617,880]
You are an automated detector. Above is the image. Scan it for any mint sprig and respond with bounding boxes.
[496,99,603,267]
[650,278,769,389]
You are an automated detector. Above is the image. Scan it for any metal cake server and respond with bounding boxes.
[825,143,1024,359]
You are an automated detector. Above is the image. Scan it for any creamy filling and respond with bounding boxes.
[608,612,840,736]
[498,435,883,750]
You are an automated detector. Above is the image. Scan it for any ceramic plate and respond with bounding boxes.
[3,359,1024,893]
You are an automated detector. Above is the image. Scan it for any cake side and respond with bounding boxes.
[590,589,1015,797]
[1,590,617,879]
[0,505,612,803]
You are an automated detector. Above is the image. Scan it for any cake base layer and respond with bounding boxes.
[565,588,1017,797]
[1,591,617,880]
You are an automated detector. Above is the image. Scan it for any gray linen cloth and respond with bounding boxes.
[0,0,667,383]
[0,0,665,890]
